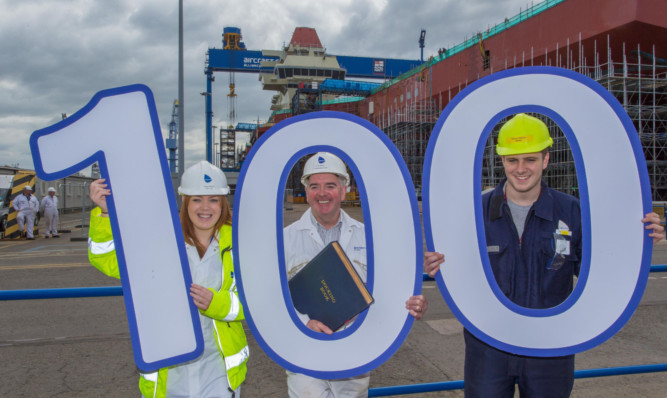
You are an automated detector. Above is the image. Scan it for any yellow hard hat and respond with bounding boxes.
[496,113,553,156]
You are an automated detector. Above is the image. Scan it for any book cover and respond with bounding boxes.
[288,241,374,331]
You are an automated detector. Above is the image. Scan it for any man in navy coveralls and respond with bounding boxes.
[424,113,665,397]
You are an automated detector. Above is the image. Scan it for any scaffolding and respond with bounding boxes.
[602,48,667,201]
[291,84,322,115]
[281,97,363,194]
[276,36,667,202]
[378,97,439,193]
[369,69,440,194]
[219,128,236,170]
[480,41,667,200]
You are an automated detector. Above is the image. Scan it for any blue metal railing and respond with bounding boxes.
[3,265,665,300]
[2,264,666,396]
[0,286,123,300]
[369,380,464,396]
[367,363,667,397]
[421,264,667,281]
[651,264,667,273]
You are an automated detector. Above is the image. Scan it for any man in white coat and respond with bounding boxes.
[283,152,427,398]
[40,187,59,238]
[13,185,39,240]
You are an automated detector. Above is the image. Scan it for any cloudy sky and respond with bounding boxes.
[0,0,534,173]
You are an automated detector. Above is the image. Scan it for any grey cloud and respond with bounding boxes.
[0,0,531,169]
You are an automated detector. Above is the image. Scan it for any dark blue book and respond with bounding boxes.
[288,241,374,331]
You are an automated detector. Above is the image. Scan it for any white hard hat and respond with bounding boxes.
[178,160,230,196]
[23,185,32,191]
[48,187,56,193]
[300,152,349,186]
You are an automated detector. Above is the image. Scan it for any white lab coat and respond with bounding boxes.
[284,207,367,285]
[283,207,370,397]
[166,238,233,397]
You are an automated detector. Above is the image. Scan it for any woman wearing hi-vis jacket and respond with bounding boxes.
[87,160,248,398]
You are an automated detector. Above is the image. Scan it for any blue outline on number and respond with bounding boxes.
[29,84,204,371]
[234,110,423,378]
[276,145,374,341]
[423,66,653,357]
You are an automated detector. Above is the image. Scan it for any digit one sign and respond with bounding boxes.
[30,85,203,372]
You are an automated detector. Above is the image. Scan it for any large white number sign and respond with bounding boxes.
[233,111,423,378]
[27,66,653,375]
[30,85,203,371]
[423,66,653,356]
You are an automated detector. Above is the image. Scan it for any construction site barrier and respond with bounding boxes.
[0,285,122,300]
[3,265,666,300]
[2,264,666,396]
[366,363,667,397]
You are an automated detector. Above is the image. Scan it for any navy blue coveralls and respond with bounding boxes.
[464,179,582,398]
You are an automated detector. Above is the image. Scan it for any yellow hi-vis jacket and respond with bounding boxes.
[87,207,249,397]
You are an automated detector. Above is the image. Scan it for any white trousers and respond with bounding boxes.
[44,208,58,235]
[17,212,35,238]
[286,371,370,398]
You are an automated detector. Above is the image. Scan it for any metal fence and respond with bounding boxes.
[2,268,666,396]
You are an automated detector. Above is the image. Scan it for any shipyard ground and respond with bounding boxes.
[1,205,667,397]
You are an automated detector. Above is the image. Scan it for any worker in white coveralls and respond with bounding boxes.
[40,187,59,238]
[283,152,428,398]
[87,161,249,398]
[13,185,39,240]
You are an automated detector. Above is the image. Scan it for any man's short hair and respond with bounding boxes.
[303,174,347,189]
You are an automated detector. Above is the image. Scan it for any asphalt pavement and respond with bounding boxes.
[1,206,667,397]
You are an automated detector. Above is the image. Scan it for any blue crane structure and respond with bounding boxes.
[200,27,424,163]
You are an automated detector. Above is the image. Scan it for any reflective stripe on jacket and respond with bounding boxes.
[87,207,248,397]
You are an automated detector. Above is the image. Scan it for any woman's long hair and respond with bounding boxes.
[180,195,232,255]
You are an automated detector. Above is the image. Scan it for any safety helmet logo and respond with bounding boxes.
[507,136,532,144]
[300,152,350,187]
[177,160,230,196]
